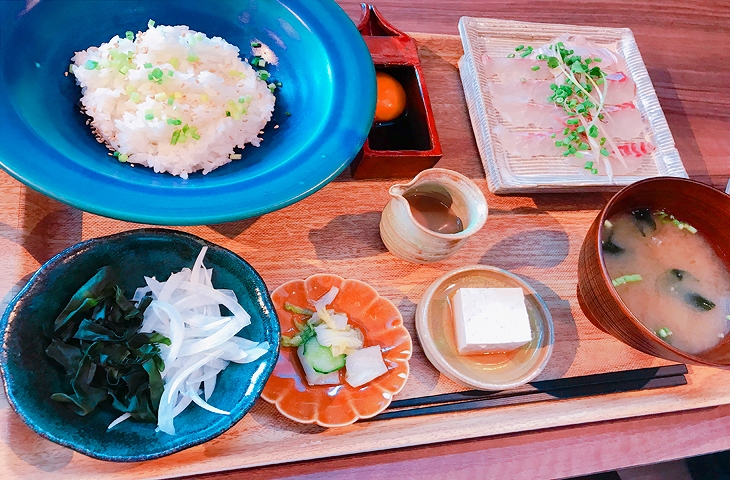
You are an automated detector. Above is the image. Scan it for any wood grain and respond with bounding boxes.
[1,2,730,478]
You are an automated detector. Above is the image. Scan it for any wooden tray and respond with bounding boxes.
[2,33,730,479]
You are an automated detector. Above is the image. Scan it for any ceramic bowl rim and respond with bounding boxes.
[0,228,280,461]
[415,265,554,390]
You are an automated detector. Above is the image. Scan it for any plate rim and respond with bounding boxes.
[415,264,554,391]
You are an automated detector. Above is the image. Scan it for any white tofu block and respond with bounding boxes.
[451,287,532,355]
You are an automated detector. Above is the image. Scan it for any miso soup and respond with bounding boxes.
[602,208,730,354]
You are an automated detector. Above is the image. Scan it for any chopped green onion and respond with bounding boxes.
[258,70,269,81]
[167,118,182,125]
[656,327,672,339]
[118,153,128,162]
[170,129,181,145]
[251,41,261,48]
[566,118,579,125]
[584,161,594,169]
[225,111,231,117]
[531,65,540,71]
[589,125,599,138]
[84,60,98,70]
[551,133,556,138]
[593,57,602,62]
[167,97,174,105]
[600,147,610,157]
[145,113,154,120]
[169,57,180,69]
[125,31,134,41]
[547,57,559,68]
[119,64,130,75]
[238,97,246,103]
[590,168,598,174]
[113,151,120,157]
[576,125,586,133]
[515,45,525,51]
[130,91,140,103]
[144,62,153,69]
[600,137,607,146]
[191,133,201,140]
[168,70,174,77]
[151,67,163,79]
[148,19,155,28]
[187,52,199,62]
[507,53,516,58]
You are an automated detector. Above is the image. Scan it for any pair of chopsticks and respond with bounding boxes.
[370,364,688,421]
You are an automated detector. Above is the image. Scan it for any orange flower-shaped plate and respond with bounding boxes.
[262,274,412,427]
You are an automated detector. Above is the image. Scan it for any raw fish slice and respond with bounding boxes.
[599,103,646,139]
[491,96,567,129]
[488,80,554,104]
[534,34,626,73]
[488,72,635,106]
[482,55,555,82]
[493,125,560,158]
[494,125,653,175]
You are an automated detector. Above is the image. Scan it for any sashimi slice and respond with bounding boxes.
[491,96,567,129]
[493,125,654,176]
[491,99,645,140]
[488,72,635,106]
[482,55,555,82]
[533,34,627,73]
[600,103,646,140]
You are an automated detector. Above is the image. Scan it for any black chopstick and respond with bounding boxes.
[369,364,687,422]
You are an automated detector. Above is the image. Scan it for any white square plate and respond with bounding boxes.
[458,17,687,193]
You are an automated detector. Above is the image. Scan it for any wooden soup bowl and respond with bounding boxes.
[578,177,730,366]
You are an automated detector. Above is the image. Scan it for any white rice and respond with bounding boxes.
[71,23,276,178]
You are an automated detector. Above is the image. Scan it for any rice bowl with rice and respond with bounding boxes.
[71,21,276,179]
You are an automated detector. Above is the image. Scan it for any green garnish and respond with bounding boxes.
[251,41,261,48]
[284,302,314,316]
[46,267,168,421]
[169,57,180,69]
[167,70,174,77]
[84,60,98,70]
[166,118,182,125]
[144,62,153,69]
[148,19,155,28]
[167,97,174,105]
[170,129,181,145]
[151,67,163,80]
[612,274,642,287]
[257,70,269,81]
[584,161,594,169]
[507,53,516,58]
[130,91,140,103]
[515,45,525,51]
[118,153,128,162]
[600,147,610,157]
[125,31,134,41]
[531,65,540,71]
[186,52,199,63]
[144,111,154,120]
[656,327,672,339]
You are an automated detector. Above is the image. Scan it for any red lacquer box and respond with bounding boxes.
[350,4,443,179]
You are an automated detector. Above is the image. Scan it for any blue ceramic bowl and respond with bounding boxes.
[0,229,280,461]
[0,0,375,225]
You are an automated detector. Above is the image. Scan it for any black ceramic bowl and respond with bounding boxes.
[0,229,279,461]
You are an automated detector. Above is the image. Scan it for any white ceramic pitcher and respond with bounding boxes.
[379,168,488,263]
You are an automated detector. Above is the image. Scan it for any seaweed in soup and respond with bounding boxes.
[630,208,656,237]
[660,268,717,312]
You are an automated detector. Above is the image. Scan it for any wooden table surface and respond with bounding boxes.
[225,1,730,478]
[1,1,729,479]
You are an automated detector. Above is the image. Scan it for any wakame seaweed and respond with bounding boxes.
[631,208,656,237]
[46,266,169,422]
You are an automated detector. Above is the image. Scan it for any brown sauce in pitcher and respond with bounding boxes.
[405,191,464,234]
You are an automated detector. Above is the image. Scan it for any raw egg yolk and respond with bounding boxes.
[375,71,406,122]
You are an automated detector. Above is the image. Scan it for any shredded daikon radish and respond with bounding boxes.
[139,247,270,435]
